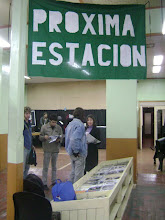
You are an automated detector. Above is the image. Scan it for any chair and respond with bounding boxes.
[13,192,52,220]
[23,179,45,197]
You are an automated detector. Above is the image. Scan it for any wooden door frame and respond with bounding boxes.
[138,101,165,149]
[154,106,165,145]
[143,107,154,137]
[139,106,143,150]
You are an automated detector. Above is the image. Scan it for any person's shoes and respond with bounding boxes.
[43,185,49,191]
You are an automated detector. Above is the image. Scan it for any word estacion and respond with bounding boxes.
[32,42,146,67]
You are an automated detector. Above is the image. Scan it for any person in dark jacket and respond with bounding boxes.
[85,115,100,173]
[39,112,49,129]
[23,106,33,178]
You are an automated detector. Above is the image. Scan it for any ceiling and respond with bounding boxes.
[0,0,165,83]
[59,0,161,6]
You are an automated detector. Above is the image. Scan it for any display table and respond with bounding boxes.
[51,157,133,220]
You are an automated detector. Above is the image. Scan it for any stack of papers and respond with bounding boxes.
[77,162,128,192]
[49,135,61,143]
[86,133,101,144]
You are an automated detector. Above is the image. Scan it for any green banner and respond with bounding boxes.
[28,0,146,79]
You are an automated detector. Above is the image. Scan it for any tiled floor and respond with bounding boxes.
[1,140,165,219]
[123,184,165,220]
[0,147,106,219]
[123,138,165,220]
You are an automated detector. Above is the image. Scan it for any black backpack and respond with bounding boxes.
[24,174,45,197]
[28,148,37,166]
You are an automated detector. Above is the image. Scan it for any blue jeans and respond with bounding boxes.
[23,148,31,179]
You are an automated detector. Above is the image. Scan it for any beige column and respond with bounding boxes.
[106,80,137,182]
[0,49,9,171]
[7,0,28,219]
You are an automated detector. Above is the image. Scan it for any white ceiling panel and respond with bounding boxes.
[146,36,165,78]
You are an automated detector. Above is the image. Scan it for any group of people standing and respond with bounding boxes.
[23,107,100,190]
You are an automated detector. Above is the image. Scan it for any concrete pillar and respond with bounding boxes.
[0,49,9,171]
[7,0,28,219]
[106,80,137,182]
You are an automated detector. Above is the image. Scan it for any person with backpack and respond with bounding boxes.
[65,107,87,183]
[23,106,33,179]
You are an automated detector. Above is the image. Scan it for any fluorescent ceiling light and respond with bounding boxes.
[0,37,10,48]
[152,66,161,73]
[24,76,31,79]
[153,55,164,65]
[162,21,165,35]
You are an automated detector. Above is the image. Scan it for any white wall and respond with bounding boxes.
[26,79,165,112]
[137,79,165,101]
[106,80,137,138]
[27,80,106,110]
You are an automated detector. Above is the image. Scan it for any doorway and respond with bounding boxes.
[154,107,165,144]
[142,107,154,148]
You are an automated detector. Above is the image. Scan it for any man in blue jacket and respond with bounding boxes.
[65,107,87,183]
[23,106,32,178]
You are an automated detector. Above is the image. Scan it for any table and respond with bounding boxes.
[51,157,133,220]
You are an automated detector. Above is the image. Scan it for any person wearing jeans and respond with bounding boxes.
[42,152,58,186]
[65,107,87,183]
[69,155,86,183]
[39,114,63,190]
[23,106,32,179]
